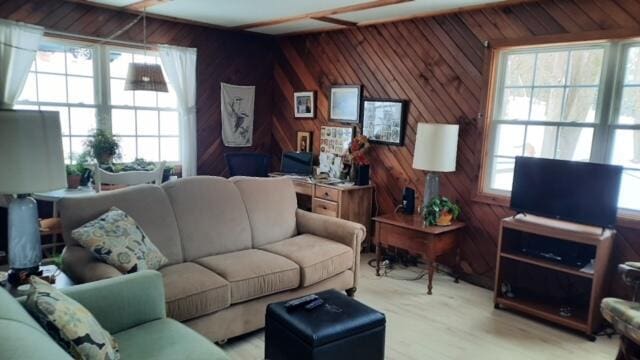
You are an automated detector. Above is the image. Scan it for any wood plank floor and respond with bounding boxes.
[223,254,619,359]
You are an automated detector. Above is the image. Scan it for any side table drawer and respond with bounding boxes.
[315,185,339,202]
[312,198,338,218]
[293,181,313,196]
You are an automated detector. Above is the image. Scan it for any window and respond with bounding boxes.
[483,40,640,212]
[16,42,97,163]
[15,38,179,164]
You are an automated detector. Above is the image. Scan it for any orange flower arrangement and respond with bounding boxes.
[349,135,371,166]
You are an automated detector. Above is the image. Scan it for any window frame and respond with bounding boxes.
[15,37,180,165]
[477,36,640,225]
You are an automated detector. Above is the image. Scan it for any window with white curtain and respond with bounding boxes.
[15,38,180,165]
[482,40,640,212]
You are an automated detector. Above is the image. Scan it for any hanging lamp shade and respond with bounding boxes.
[124,62,168,92]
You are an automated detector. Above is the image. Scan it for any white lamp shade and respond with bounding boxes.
[0,110,67,194]
[412,123,459,172]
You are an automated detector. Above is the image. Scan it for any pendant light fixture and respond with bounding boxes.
[124,7,168,92]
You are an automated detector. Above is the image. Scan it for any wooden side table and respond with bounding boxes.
[372,213,465,295]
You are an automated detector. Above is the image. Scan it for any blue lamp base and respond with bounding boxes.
[8,195,42,284]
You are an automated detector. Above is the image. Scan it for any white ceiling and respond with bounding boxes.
[87,0,508,35]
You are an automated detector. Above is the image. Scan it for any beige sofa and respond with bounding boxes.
[58,176,365,342]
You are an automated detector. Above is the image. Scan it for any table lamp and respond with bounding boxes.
[412,123,459,209]
[0,110,66,284]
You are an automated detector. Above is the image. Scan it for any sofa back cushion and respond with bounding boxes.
[162,177,252,260]
[231,177,298,248]
[59,185,183,265]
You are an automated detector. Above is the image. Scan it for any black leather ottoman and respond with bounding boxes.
[265,289,386,360]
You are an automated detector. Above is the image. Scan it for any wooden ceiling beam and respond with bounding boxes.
[311,16,357,28]
[126,0,169,11]
[231,0,412,30]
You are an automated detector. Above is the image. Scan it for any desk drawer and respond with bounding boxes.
[312,198,338,218]
[314,185,339,202]
[293,181,313,196]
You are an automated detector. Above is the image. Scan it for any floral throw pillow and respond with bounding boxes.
[25,276,120,360]
[71,207,168,273]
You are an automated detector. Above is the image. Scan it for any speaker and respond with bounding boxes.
[402,187,415,215]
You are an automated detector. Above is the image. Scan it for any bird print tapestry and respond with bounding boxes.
[221,82,255,147]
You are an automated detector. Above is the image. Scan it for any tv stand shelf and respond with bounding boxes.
[494,215,615,340]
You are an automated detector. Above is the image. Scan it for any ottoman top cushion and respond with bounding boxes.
[266,289,386,347]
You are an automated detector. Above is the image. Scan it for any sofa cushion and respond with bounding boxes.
[261,234,354,287]
[25,277,119,360]
[113,318,228,360]
[231,177,298,247]
[59,184,183,265]
[195,249,300,304]
[162,177,252,260]
[160,263,230,322]
[72,207,168,273]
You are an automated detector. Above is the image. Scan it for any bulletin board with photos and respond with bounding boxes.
[320,126,354,156]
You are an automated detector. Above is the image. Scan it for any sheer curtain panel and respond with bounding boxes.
[158,44,197,177]
[0,19,43,108]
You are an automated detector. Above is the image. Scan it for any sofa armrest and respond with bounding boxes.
[296,209,366,288]
[61,270,166,334]
[61,245,122,284]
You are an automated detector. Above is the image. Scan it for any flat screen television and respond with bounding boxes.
[281,152,313,176]
[510,157,623,228]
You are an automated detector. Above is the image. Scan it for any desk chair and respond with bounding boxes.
[602,262,640,360]
[224,153,271,177]
[93,161,166,192]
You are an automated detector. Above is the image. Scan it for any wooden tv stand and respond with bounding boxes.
[493,214,615,340]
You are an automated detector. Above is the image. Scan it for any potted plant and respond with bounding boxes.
[348,134,371,186]
[423,196,461,226]
[65,165,81,189]
[84,129,121,165]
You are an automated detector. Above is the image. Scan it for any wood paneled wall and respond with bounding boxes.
[271,0,640,296]
[0,0,274,176]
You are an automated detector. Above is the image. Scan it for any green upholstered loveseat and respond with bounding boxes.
[0,270,228,360]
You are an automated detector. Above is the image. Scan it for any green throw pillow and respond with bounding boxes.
[25,277,120,360]
[71,207,168,273]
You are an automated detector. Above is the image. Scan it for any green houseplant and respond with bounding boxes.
[85,129,121,165]
[423,196,461,226]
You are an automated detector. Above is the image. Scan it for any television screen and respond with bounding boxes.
[510,157,623,228]
[281,152,313,175]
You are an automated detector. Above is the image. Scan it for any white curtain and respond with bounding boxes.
[0,19,43,109]
[159,44,198,177]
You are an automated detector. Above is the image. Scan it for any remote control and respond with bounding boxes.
[304,298,324,311]
[284,294,318,311]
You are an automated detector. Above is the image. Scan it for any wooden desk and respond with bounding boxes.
[276,176,374,245]
[372,213,465,295]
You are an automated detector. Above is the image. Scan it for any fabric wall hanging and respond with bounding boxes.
[221,82,255,147]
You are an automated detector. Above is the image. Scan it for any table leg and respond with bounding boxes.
[427,260,435,295]
[375,244,381,276]
[454,247,461,284]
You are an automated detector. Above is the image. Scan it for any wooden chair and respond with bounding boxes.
[93,161,166,192]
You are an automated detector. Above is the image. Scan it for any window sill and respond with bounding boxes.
[473,191,640,230]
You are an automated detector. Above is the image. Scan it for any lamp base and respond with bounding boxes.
[8,195,42,282]
[423,172,440,209]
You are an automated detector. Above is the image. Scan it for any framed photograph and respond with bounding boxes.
[294,91,315,119]
[296,131,312,152]
[319,125,354,156]
[362,98,408,146]
[329,85,362,123]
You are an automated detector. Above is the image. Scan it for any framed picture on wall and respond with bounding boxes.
[294,91,315,119]
[362,98,408,146]
[329,85,362,123]
[296,131,312,152]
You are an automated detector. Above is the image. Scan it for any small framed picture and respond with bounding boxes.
[362,98,408,146]
[294,91,315,119]
[330,85,362,123]
[296,131,312,152]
